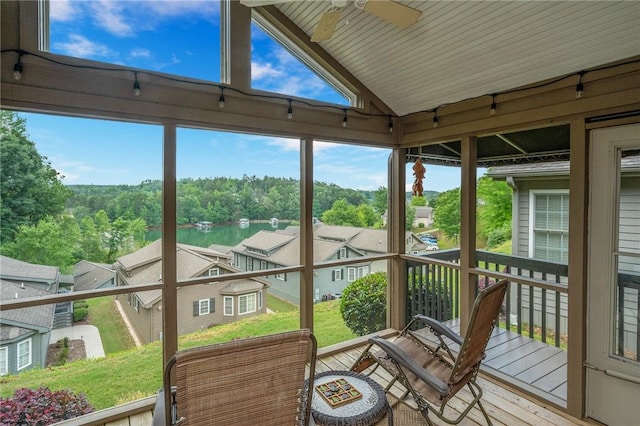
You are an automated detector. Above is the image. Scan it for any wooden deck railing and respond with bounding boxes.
[406,250,569,348]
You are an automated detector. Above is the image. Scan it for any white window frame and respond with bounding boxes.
[17,338,32,371]
[198,298,211,316]
[224,296,234,316]
[133,296,139,312]
[333,269,343,281]
[358,266,369,278]
[238,293,257,315]
[338,248,347,259]
[209,268,219,277]
[260,260,267,270]
[0,347,7,375]
[529,190,570,263]
[347,267,356,282]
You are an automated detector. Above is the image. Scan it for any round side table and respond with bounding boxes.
[309,370,393,426]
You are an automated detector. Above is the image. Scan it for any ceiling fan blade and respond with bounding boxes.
[311,9,342,42]
[364,0,421,29]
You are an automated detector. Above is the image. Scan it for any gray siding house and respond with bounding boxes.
[73,260,116,292]
[0,256,60,375]
[488,157,640,345]
[116,240,268,344]
[231,225,428,304]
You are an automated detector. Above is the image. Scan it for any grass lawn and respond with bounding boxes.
[86,296,135,354]
[0,300,355,410]
[266,293,297,313]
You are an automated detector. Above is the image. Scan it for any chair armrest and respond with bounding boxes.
[369,336,449,396]
[413,314,463,346]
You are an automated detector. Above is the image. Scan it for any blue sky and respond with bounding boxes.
[20,0,462,192]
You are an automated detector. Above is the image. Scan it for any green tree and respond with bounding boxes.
[321,199,364,227]
[340,272,387,336]
[372,187,388,216]
[410,195,427,206]
[0,111,72,243]
[432,188,461,239]
[79,216,106,262]
[2,216,78,273]
[477,175,512,244]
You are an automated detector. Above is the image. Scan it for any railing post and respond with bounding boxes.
[459,135,477,333]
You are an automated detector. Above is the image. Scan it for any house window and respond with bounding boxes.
[246,257,253,271]
[358,266,369,278]
[332,269,343,281]
[133,296,139,313]
[17,339,32,371]
[0,347,7,375]
[194,298,215,316]
[209,268,219,276]
[347,267,356,282]
[224,296,233,316]
[338,248,347,259]
[234,253,240,267]
[260,260,267,270]
[530,191,569,263]
[239,293,257,315]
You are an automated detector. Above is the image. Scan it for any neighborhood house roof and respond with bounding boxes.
[0,255,59,286]
[73,260,115,292]
[0,280,55,341]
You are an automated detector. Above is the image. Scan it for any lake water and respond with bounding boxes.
[145,221,291,248]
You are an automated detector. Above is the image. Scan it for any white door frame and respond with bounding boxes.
[586,123,640,425]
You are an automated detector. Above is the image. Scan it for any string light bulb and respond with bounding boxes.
[218,87,225,108]
[342,109,348,128]
[388,116,393,134]
[133,72,141,97]
[432,109,439,128]
[13,58,23,81]
[490,94,497,115]
[287,99,293,120]
[575,71,585,99]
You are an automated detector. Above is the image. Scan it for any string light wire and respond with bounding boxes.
[3,49,637,127]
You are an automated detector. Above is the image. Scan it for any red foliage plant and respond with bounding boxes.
[0,386,93,425]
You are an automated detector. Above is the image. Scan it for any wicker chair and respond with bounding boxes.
[153,329,317,426]
[351,280,509,426]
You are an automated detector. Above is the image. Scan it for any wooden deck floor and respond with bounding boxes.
[61,328,582,426]
[412,319,567,407]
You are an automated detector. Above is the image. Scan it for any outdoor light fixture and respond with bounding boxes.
[575,71,585,99]
[388,116,393,133]
[133,72,141,96]
[432,109,439,128]
[287,99,293,120]
[218,87,226,108]
[490,94,497,115]
[13,59,23,81]
[342,109,348,128]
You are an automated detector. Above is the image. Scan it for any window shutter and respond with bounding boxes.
[210,298,215,313]
[332,270,336,281]
[193,301,199,317]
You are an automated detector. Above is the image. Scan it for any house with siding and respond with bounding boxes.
[0,256,61,375]
[116,240,268,344]
[488,156,640,344]
[231,225,428,304]
[73,260,116,292]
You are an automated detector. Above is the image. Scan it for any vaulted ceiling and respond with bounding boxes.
[252,1,640,117]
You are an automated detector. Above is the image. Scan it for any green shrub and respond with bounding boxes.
[73,307,88,322]
[74,301,88,309]
[487,224,512,248]
[339,272,387,336]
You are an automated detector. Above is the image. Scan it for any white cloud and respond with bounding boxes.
[49,0,76,22]
[130,48,152,58]
[251,61,285,80]
[52,34,115,59]
[89,0,135,37]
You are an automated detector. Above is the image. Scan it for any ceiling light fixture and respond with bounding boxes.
[388,116,393,133]
[575,71,585,99]
[342,109,348,128]
[490,94,497,115]
[432,108,439,128]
